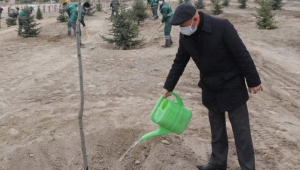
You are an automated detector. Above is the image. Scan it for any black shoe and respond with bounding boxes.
[161,44,171,48]
[197,163,226,170]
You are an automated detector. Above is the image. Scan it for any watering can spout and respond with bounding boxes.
[139,126,171,142]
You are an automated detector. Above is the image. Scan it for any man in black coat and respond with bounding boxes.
[161,3,263,170]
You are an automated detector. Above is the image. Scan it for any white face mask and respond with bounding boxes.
[159,1,163,5]
[180,19,197,36]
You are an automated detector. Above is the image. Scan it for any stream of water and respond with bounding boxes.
[118,140,141,162]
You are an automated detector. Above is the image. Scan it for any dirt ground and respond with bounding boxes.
[0,1,300,170]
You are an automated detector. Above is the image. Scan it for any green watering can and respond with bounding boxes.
[139,92,192,141]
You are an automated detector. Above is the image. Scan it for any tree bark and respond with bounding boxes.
[76,1,88,170]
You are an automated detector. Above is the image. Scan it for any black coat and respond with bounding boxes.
[164,12,261,112]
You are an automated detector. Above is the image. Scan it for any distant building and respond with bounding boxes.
[0,0,16,5]
[9,0,16,4]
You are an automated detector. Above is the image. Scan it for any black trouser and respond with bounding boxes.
[71,21,81,37]
[18,18,26,34]
[151,6,158,17]
[208,103,255,170]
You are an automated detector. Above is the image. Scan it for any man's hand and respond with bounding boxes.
[248,84,263,94]
[161,88,171,98]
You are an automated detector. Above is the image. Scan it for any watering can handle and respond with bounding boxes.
[169,91,183,106]
[150,92,183,123]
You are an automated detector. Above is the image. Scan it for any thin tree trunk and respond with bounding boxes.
[76,1,88,170]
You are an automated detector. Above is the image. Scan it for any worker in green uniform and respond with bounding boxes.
[159,0,173,47]
[110,0,120,18]
[11,7,20,19]
[63,2,78,35]
[69,2,90,48]
[18,6,34,35]
[0,7,3,19]
[150,0,159,20]
[0,7,3,28]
